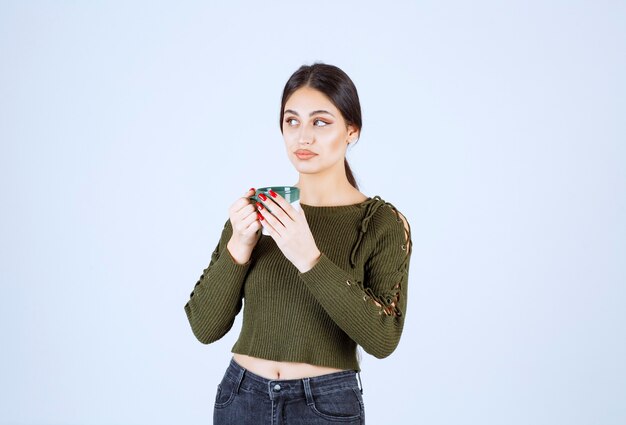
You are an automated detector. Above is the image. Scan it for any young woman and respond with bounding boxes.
[184,63,412,424]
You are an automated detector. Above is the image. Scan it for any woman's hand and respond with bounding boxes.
[227,188,262,264]
[255,190,321,273]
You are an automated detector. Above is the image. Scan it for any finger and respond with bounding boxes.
[231,198,252,214]
[235,203,256,222]
[266,189,298,220]
[255,193,284,226]
[258,210,280,238]
[259,193,293,226]
[257,206,281,237]
[241,207,259,225]
[230,188,257,213]
[241,211,262,233]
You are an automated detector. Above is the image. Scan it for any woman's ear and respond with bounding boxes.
[347,124,360,143]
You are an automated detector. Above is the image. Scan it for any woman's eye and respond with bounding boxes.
[285,118,298,126]
[314,119,328,127]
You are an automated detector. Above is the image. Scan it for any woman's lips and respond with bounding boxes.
[295,150,317,160]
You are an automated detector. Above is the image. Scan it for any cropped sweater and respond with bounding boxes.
[184,196,413,371]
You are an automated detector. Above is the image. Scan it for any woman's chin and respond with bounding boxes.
[291,162,320,174]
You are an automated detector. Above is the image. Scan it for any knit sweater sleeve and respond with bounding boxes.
[298,206,412,359]
[184,219,251,344]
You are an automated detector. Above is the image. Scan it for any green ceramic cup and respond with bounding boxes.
[250,186,300,235]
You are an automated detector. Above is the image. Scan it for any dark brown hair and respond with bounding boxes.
[279,63,362,189]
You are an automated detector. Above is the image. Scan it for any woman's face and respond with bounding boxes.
[282,86,358,177]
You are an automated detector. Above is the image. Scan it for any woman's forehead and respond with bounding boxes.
[285,87,337,112]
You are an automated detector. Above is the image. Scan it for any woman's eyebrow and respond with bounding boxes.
[284,109,335,117]
[310,110,335,117]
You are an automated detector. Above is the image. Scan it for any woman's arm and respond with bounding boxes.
[184,219,252,344]
[298,207,412,358]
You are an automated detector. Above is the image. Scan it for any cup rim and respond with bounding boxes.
[255,186,299,193]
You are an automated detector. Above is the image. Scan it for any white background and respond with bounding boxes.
[1,1,624,424]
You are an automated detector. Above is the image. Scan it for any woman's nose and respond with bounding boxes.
[298,126,314,145]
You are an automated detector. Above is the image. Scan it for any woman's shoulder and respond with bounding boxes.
[366,196,411,246]
[366,195,409,223]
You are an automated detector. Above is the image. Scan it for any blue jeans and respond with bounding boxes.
[213,358,366,424]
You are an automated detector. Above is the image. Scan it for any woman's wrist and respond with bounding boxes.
[226,238,252,265]
[296,249,322,274]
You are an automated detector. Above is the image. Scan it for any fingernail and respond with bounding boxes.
[257,212,264,220]
[259,193,267,201]
[249,187,255,192]
[256,202,264,210]
[269,189,277,198]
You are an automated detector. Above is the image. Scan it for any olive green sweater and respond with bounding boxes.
[184,196,412,371]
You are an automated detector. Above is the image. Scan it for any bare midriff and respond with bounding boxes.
[233,353,346,380]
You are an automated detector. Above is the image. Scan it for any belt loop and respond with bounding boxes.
[302,378,314,406]
[235,365,245,394]
[356,371,363,395]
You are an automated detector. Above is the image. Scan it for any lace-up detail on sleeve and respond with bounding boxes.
[360,198,412,318]
[350,196,412,271]
[350,196,386,268]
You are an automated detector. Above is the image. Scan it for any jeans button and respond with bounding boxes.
[273,384,281,392]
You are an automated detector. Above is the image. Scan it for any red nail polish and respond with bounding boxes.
[269,189,277,198]
[249,187,255,192]
[257,212,264,220]
[256,202,264,210]
[259,193,267,201]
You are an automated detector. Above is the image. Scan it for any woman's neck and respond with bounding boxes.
[295,172,364,206]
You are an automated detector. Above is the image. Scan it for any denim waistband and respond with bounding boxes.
[223,357,363,401]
